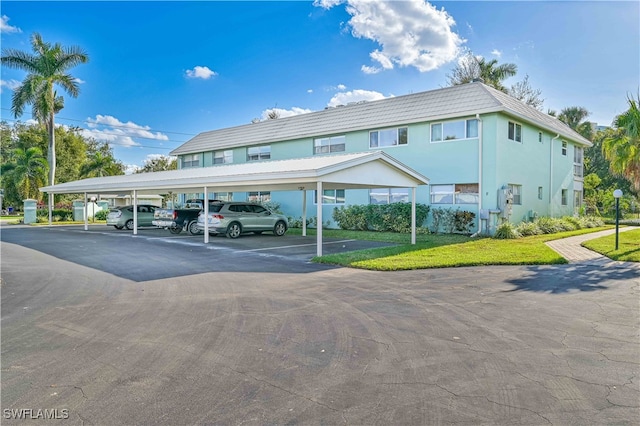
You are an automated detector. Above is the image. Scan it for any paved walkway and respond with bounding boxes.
[546,227,638,267]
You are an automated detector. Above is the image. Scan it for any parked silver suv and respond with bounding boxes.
[196,202,288,238]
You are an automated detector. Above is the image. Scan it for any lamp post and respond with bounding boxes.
[613,189,623,250]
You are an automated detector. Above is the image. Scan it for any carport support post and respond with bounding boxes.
[302,190,307,237]
[411,187,416,245]
[133,190,138,235]
[316,181,323,257]
[203,186,209,244]
[48,193,53,225]
[83,192,89,231]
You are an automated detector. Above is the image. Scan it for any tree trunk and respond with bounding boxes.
[48,111,55,186]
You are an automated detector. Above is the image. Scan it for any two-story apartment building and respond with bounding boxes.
[169,81,590,233]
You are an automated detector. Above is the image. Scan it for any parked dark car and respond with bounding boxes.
[196,202,288,238]
[106,204,157,230]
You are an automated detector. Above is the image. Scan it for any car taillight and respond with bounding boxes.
[173,211,178,220]
[212,214,224,219]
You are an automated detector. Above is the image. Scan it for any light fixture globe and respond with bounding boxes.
[613,189,623,199]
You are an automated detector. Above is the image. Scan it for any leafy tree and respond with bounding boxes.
[603,94,640,192]
[81,142,124,178]
[1,32,89,186]
[1,147,48,201]
[135,155,177,173]
[508,74,544,110]
[446,52,517,92]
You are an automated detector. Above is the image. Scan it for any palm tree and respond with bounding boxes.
[557,106,593,140]
[1,32,89,187]
[80,151,122,178]
[603,95,640,192]
[0,147,49,200]
[446,52,517,93]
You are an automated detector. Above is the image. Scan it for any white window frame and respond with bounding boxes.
[314,189,345,205]
[430,119,479,143]
[508,121,522,143]
[247,145,271,161]
[561,141,567,156]
[314,135,346,154]
[369,127,408,148]
[430,184,479,205]
[182,154,200,168]
[508,184,522,205]
[538,186,543,200]
[573,146,583,178]
[248,191,271,203]
[214,150,233,165]
[561,189,568,206]
[369,188,409,205]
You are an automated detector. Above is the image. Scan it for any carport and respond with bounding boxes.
[40,151,429,256]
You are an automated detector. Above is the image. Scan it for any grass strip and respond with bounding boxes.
[311,226,612,270]
[581,228,640,262]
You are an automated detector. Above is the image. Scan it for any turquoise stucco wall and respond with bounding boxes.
[177,111,583,230]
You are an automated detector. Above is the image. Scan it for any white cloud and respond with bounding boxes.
[307,89,314,93]
[0,79,21,93]
[81,115,169,148]
[317,0,464,73]
[185,66,218,79]
[0,15,21,34]
[260,107,313,120]
[337,84,347,90]
[327,89,389,107]
[124,164,140,175]
[491,49,502,58]
[74,77,86,84]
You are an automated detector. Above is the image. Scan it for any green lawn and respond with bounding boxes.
[582,228,640,262]
[309,227,613,271]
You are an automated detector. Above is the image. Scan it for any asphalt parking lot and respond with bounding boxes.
[1,224,639,425]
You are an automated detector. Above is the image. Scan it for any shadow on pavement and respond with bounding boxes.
[504,263,640,294]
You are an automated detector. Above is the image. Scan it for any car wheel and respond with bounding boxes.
[124,219,134,230]
[169,224,182,234]
[226,222,242,239]
[274,221,287,236]
[114,225,123,230]
[188,220,201,235]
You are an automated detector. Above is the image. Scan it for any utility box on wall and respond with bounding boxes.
[498,187,513,219]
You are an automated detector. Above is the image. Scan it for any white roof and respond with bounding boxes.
[41,151,429,195]
[172,81,591,156]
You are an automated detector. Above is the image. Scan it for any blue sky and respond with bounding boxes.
[1,0,638,173]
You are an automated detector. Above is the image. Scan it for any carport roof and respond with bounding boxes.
[40,150,429,195]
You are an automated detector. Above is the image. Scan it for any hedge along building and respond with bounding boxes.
[171,81,592,233]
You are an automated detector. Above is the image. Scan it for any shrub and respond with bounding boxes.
[332,203,430,233]
[535,217,563,234]
[453,209,476,234]
[494,222,521,239]
[94,209,109,220]
[37,208,72,218]
[515,221,541,236]
[287,216,314,229]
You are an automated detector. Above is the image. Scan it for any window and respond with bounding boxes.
[211,192,232,202]
[369,188,409,204]
[314,189,345,204]
[370,127,407,148]
[561,141,567,156]
[508,122,522,142]
[538,132,543,143]
[430,184,479,204]
[314,135,345,154]
[508,184,522,205]
[574,190,582,211]
[247,145,271,161]
[214,150,233,164]
[431,119,478,142]
[248,191,270,202]
[538,186,543,200]
[573,146,583,178]
[182,154,200,168]
[561,189,568,206]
